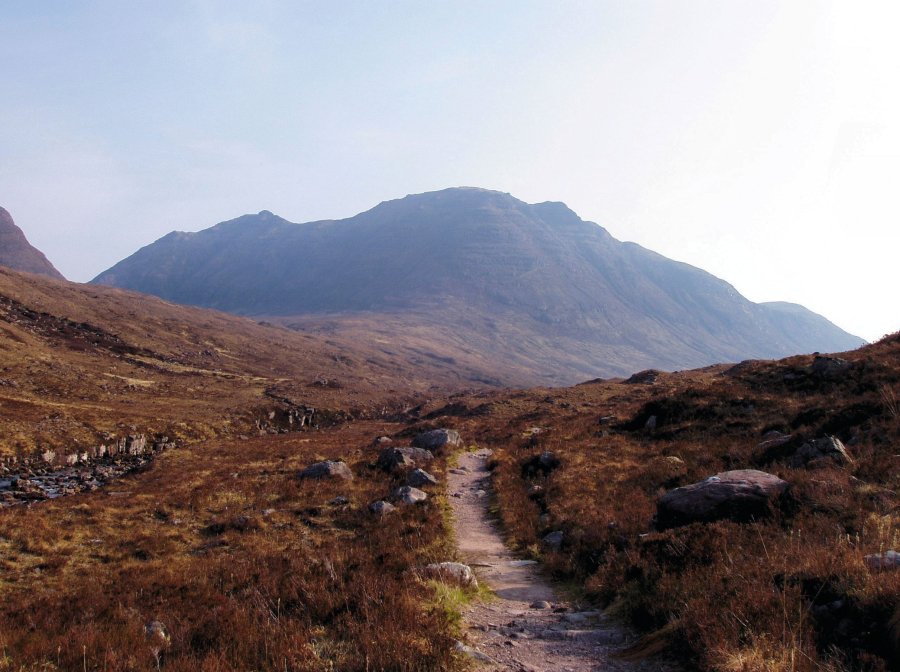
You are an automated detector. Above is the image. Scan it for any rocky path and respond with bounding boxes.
[448,449,646,672]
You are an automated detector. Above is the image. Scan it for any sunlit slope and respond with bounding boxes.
[94,188,864,385]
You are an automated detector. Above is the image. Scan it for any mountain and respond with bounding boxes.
[92,187,865,386]
[0,207,65,280]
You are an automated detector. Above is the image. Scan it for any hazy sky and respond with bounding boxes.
[1,1,897,342]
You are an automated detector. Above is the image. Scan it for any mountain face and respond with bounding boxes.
[0,207,65,280]
[92,188,865,385]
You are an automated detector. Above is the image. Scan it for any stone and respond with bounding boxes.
[371,436,392,447]
[644,415,657,430]
[454,641,494,663]
[542,531,564,550]
[759,436,792,450]
[407,468,438,487]
[297,460,353,481]
[789,436,852,468]
[369,500,395,515]
[144,620,169,645]
[376,446,434,471]
[411,428,462,453]
[599,415,617,425]
[422,562,478,587]
[530,601,551,609]
[811,356,852,380]
[656,470,790,529]
[329,496,349,505]
[391,486,427,505]
[538,451,559,470]
[864,550,900,570]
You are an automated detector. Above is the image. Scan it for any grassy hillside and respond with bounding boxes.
[409,335,900,670]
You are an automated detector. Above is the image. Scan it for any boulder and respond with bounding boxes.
[371,436,392,447]
[390,486,427,505]
[788,436,852,468]
[644,415,658,430]
[542,530,564,550]
[407,469,438,488]
[369,500,395,515]
[656,469,790,529]
[411,429,462,453]
[376,447,434,472]
[297,460,353,481]
[811,356,852,380]
[422,562,478,587]
[453,641,494,664]
[538,451,559,470]
[865,550,900,571]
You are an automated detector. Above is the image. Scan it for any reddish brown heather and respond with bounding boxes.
[0,422,465,671]
[405,335,900,671]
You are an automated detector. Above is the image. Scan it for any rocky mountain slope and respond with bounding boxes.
[0,207,65,280]
[93,188,864,385]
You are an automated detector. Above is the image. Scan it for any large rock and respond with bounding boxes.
[297,460,353,481]
[422,562,478,587]
[789,436,852,468]
[407,468,438,488]
[390,486,427,505]
[656,470,790,529]
[865,550,900,571]
[411,429,462,453]
[376,446,434,471]
[542,530,564,550]
[811,356,852,380]
[369,500,395,515]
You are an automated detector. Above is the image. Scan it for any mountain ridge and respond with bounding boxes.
[0,207,65,280]
[92,187,864,385]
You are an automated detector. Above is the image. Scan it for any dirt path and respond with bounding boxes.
[448,449,647,672]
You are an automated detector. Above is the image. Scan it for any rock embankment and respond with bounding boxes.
[0,434,175,505]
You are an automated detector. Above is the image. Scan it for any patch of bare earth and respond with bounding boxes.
[448,450,661,672]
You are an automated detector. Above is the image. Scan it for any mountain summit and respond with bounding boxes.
[0,207,65,280]
[92,188,864,385]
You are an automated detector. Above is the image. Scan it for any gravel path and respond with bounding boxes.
[448,449,654,672]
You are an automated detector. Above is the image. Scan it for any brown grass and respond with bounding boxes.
[0,422,467,671]
[412,334,900,671]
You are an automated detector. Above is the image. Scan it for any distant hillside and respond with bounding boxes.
[93,188,865,386]
[0,207,65,280]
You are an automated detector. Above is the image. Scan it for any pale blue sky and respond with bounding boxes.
[1,1,897,341]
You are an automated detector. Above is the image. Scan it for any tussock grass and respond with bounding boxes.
[432,334,900,671]
[0,422,463,671]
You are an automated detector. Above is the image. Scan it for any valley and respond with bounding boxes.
[0,207,895,671]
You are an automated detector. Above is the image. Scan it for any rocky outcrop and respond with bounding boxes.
[811,356,852,380]
[297,460,353,481]
[656,470,790,529]
[788,436,852,468]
